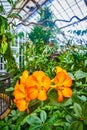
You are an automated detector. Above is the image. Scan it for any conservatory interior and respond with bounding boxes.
[0,0,87,130]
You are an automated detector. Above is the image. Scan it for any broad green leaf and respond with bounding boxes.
[0,25,4,35]
[47,114,58,126]
[83,102,87,117]
[29,124,42,130]
[84,60,87,67]
[40,110,47,123]
[78,95,87,102]
[69,121,83,130]
[0,120,5,127]
[68,72,75,80]
[2,126,9,130]
[66,115,74,123]
[0,42,8,54]
[6,87,14,92]
[84,118,87,125]
[10,110,17,116]
[63,98,72,107]
[18,32,24,38]
[74,103,82,117]
[41,125,51,130]
[74,70,87,80]
[26,115,42,125]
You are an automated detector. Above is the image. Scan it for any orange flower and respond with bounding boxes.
[55,66,68,75]
[14,82,29,111]
[53,71,72,102]
[25,71,51,101]
[20,70,29,84]
[14,99,29,111]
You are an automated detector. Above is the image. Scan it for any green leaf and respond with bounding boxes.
[69,121,83,130]
[41,125,51,130]
[0,5,5,13]
[40,110,47,123]
[18,32,24,38]
[7,0,13,5]
[68,72,75,80]
[26,115,42,125]
[84,118,87,125]
[78,95,87,102]
[74,103,82,117]
[2,126,9,130]
[0,121,5,128]
[0,42,8,54]
[74,70,87,80]
[84,60,87,67]
[10,110,17,116]
[63,98,72,107]
[66,115,74,123]
[6,87,14,92]
[29,124,42,130]
[0,25,4,35]
[83,102,87,117]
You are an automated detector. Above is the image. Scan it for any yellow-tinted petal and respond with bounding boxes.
[62,87,72,97]
[38,90,47,101]
[14,84,26,100]
[27,87,38,100]
[25,75,37,88]
[14,81,19,90]
[54,71,66,84]
[41,76,51,91]
[20,70,29,84]
[14,89,26,100]
[14,99,29,111]
[63,76,72,87]
[56,66,68,75]
[19,84,25,93]
[33,71,45,82]
[56,66,63,73]
[57,90,63,102]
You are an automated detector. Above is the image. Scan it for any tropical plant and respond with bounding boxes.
[0,4,18,76]
[28,7,56,49]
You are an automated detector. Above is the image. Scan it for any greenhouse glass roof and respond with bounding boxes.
[0,0,87,44]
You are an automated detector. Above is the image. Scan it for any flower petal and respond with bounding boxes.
[63,76,72,87]
[41,76,51,91]
[33,71,45,82]
[25,75,37,88]
[56,66,63,73]
[20,70,29,84]
[14,81,19,90]
[62,87,72,97]
[57,90,63,102]
[56,66,68,75]
[38,90,47,101]
[27,87,38,100]
[14,84,26,100]
[54,71,66,84]
[14,90,26,100]
[14,99,29,111]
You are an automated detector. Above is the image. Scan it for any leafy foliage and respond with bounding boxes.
[0,5,87,130]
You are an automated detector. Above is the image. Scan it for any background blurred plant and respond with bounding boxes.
[0,3,18,77]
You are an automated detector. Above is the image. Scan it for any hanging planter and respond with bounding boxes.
[0,72,12,119]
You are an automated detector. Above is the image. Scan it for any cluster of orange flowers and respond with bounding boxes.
[14,66,73,111]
